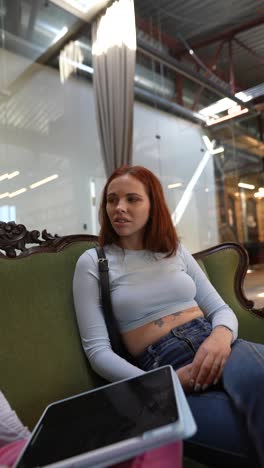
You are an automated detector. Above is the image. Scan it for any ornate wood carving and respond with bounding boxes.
[0,222,98,258]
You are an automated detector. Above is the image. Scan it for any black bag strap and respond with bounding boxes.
[95,246,133,361]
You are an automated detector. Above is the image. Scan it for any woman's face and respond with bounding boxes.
[106,174,151,250]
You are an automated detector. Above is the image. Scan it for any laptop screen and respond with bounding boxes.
[17,366,179,468]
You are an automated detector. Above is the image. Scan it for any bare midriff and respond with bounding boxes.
[122,306,204,356]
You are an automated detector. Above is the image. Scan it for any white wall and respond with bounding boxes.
[0,49,218,251]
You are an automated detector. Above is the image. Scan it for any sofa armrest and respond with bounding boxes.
[193,242,264,343]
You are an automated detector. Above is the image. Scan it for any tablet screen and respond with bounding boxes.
[17,366,179,468]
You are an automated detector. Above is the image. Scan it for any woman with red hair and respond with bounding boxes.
[74,165,264,467]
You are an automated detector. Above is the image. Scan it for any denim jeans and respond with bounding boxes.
[136,317,264,467]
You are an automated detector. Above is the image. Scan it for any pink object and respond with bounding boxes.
[0,439,27,467]
[113,441,183,468]
[0,439,182,468]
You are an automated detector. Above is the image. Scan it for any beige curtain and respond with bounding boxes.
[92,0,136,177]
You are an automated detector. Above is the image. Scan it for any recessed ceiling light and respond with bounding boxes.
[9,188,27,198]
[0,171,20,181]
[254,192,264,199]
[168,183,182,189]
[0,173,8,182]
[238,182,255,190]
[8,171,20,179]
[30,174,58,189]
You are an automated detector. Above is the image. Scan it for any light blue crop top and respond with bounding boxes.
[73,244,238,382]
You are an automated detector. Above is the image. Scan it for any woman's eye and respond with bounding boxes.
[128,197,139,203]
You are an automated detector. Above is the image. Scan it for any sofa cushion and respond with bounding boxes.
[0,241,99,429]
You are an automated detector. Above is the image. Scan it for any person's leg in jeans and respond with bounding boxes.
[222,339,264,466]
[187,339,264,467]
[185,390,258,467]
[136,318,260,467]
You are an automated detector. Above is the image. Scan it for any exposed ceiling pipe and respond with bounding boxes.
[134,86,205,125]
[137,37,257,114]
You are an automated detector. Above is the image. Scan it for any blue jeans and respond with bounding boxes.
[136,317,264,467]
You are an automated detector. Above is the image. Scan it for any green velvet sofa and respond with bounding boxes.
[1,221,263,468]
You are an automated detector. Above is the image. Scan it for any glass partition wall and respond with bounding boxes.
[0,0,105,235]
[211,115,264,264]
[1,0,264,260]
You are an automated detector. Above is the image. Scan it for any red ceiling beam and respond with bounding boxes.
[229,40,236,94]
[191,40,226,110]
[136,13,263,97]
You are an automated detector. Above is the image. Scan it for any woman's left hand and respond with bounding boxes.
[189,326,233,391]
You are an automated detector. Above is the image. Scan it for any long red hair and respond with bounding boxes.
[99,165,179,256]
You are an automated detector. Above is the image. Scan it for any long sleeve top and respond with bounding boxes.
[73,244,238,382]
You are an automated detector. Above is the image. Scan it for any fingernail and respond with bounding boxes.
[213,379,219,385]
[189,379,194,387]
[202,384,208,391]
[194,383,201,392]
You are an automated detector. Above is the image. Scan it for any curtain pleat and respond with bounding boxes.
[92,0,136,177]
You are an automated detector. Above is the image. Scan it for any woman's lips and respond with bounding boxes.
[113,219,130,227]
[113,217,130,222]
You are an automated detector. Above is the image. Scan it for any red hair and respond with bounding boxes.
[99,165,179,256]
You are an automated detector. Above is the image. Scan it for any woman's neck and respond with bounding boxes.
[116,238,144,251]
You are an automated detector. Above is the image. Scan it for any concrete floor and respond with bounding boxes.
[244,265,264,309]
